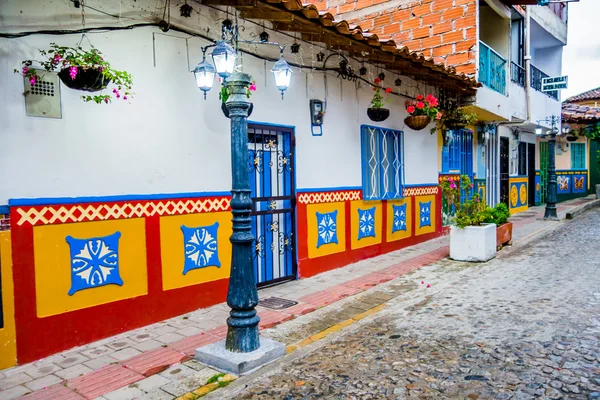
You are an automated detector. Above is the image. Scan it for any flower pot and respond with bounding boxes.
[221,102,253,118]
[367,108,390,122]
[404,115,431,131]
[566,135,578,142]
[450,223,497,262]
[496,221,513,249]
[58,67,110,92]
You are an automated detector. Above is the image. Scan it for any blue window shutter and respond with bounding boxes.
[442,145,450,172]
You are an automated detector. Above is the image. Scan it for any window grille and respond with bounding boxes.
[361,125,405,200]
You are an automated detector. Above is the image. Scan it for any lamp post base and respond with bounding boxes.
[195,338,286,375]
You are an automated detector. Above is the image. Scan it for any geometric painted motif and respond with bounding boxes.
[391,203,407,233]
[66,232,123,295]
[316,210,338,248]
[181,222,221,275]
[419,201,432,228]
[358,207,376,240]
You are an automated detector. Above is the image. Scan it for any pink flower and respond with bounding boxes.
[53,54,62,64]
[407,105,415,114]
[450,182,457,189]
[249,83,257,92]
[69,66,78,80]
[421,281,424,284]
[426,284,431,288]
[29,77,36,86]
[436,112,443,120]
[471,183,474,188]
[22,66,28,75]
[104,98,109,104]
[416,101,425,109]
[123,96,128,100]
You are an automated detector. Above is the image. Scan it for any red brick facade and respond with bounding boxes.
[317,0,478,75]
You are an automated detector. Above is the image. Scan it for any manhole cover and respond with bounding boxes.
[258,297,298,310]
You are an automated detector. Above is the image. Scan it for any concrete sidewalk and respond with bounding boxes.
[1,196,596,400]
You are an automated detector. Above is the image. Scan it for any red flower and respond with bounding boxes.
[385,87,392,93]
[416,94,424,101]
[416,101,425,109]
[407,105,415,114]
[374,77,381,84]
[425,94,433,102]
[373,87,377,91]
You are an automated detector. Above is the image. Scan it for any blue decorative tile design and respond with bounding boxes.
[181,222,221,275]
[316,210,338,248]
[358,207,376,240]
[66,232,123,296]
[391,204,407,233]
[573,174,586,193]
[419,201,432,228]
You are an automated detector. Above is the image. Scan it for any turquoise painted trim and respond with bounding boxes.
[9,191,232,207]
[297,186,362,193]
[247,120,296,130]
[0,205,9,214]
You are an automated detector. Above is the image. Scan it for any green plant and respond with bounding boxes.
[218,80,257,104]
[15,43,133,104]
[433,107,478,135]
[369,77,392,109]
[440,175,488,228]
[405,94,440,119]
[206,373,226,384]
[482,203,511,226]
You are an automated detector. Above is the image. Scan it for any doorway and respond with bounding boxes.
[500,137,510,205]
[528,143,536,206]
[247,124,297,288]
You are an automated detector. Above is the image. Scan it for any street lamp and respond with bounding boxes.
[562,124,571,135]
[211,41,237,78]
[193,55,216,99]
[271,56,293,99]
[536,115,561,220]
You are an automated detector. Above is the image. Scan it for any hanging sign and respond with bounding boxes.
[542,76,568,92]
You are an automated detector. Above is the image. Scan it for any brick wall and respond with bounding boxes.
[321,0,478,75]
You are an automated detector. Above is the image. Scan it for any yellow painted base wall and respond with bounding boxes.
[0,231,16,369]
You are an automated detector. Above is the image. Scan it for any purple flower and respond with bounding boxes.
[123,96,128,100]
[249,83,257,92]
[104,98,109,104]
[53,54,62,65]
[69,66,78,80]
[450,182,457,189]
[470,183,474,188]
[29,77,36,86]
[22,66,28,75]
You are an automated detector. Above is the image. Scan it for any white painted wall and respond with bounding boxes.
[0,2,441,204]
[530,5,568,45]
[532,46,563,78]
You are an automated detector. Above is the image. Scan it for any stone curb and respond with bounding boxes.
[566,198,600,219]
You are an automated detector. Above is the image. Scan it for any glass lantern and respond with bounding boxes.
[271,57,292,98]
[211,41,237,78]
[193,59,216,99]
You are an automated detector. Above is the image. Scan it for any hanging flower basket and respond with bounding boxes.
[58,67,110,92]
[221,103,254,118]
[566,134,578,142]
[367,107,390,122]
[404,115,431,131]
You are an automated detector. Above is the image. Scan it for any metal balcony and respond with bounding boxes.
[479,41,507,95]
[530,64,559,100]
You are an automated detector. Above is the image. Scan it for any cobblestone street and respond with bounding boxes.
[233,209,600,400]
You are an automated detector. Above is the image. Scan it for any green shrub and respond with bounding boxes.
[482,203,511,226]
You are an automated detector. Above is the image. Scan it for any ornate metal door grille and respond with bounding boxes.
[248,124,296,288]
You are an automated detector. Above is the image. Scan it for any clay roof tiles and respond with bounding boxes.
[565,87,600,103]
[562,104,600,124]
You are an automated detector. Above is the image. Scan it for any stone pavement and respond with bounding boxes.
[0,196,595,400]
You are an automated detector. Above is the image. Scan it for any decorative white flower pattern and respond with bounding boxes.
[420,201,432,228]
[358,207,376,240]
[181,222,221,275]
[66,232,123,296]
[316,210,338,248]
[392,204,407,233]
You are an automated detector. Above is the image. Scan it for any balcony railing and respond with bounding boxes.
[511,62,525,87]
[479,41,507,95]
[530,64,559,100]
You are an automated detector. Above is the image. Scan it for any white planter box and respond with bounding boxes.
[450,224,497,262]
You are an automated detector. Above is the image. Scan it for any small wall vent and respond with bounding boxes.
[24,70,62,119]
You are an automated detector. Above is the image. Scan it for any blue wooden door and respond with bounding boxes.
[247,124,296,287]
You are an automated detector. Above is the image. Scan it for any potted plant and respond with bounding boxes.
[15,43,133,104]
[441,175,497,262]
[438,107,478,131]
[219,80,256,118]
[367,77,392,122]
[404,94,441,131]
[482,203,512,249]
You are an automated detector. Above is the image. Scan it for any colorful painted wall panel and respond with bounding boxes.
[535,173,541,205]
[474,179,486,200]
[306,201,346,258]
[33,218,148,317]
[0,231,16,369]
[386,199,412,242]
[415,195,437,236]
[508,177,528,214]
[350,200,382,250]
[160,212,232,291]
[439,174,460,226]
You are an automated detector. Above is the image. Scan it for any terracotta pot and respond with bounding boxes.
[404,115,431,131]
[221,102,253,118]
[58,67,110,92]
[496,221,513,249]
[367,108,390,122]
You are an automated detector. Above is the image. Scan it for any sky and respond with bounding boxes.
[562,0,600,99]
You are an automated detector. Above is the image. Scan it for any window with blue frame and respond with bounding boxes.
[361,125,404,200]
[571,143,586,170]
[442,130,464,172]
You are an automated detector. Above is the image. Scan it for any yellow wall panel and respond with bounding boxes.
[307,202,346,259]
[34,219,148,318]
[160,212,232,291]
[0,231,16,369]
[350,200,382,250]
[386,199,412,242]
[415,195,437,236]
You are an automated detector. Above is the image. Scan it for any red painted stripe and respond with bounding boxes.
[68,364,143,399]
[21,384,85,400]
[121,347,188,376]
[168,332,220,356]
